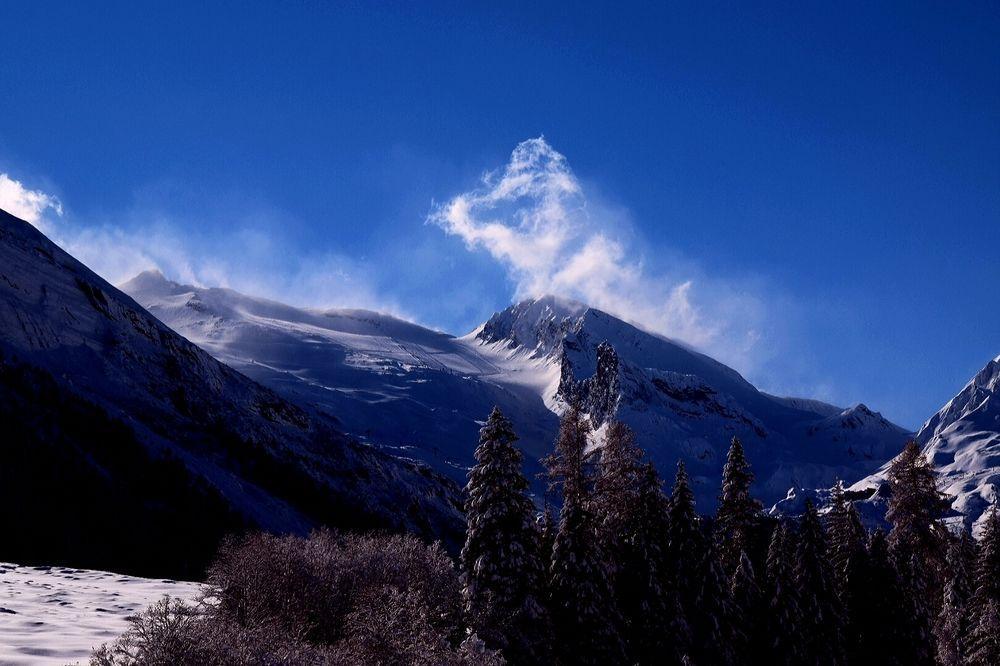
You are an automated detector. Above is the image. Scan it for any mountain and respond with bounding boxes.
[124,277,912,510]
[849,355,1000,534]
[0,209,463,578]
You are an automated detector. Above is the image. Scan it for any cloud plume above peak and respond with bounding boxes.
[430,137,767,370]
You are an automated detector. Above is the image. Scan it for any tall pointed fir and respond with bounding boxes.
[666,461,702,661]
[730,550,764,662]
[460,407,548,662]
[619,461,688,664]
[861,528,925,664]
[933,532,974,666]
[885,441,950,582]
[967,506,1000,666]
[765,522,802,665]
[794,500,843,666]
[715,436,763,575]
[545,405,625,665]
[825,481,869,663]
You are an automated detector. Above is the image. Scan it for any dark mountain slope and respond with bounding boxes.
[0,208,463,578]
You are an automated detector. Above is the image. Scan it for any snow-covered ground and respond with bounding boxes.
[0,563,201,665]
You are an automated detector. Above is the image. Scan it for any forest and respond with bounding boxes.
[94,406,1000,665]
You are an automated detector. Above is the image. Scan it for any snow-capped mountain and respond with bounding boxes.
[124,277,912,510]
[0,209,463,577]
[849,355,1000,534]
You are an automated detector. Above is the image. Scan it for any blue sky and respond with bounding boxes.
[1,1,998,428]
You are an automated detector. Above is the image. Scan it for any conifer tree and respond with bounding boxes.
[730,550,764,662]
[667,461,703,618]
[594,420,643,547]
[621,462,688,664]
[715,436,762,574]
[765,522,802,665]
[967,506,1000,666]
[858,528,925,665]
[885,441,949,578]
[795,500,843,666]
[691,540,740,666]
[933,533,974,666]
[825,481,868,663]
[460,407,548,661]
[545,405,625,665]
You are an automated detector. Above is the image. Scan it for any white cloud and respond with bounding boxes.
[0,173,63,229]
[429,137,769,370]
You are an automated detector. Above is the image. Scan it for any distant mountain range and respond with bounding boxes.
[123,271,913,511]
[847,355,1000,534]
[0,209,463,578]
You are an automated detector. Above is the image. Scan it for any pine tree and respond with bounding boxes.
[967,506,1000,666]
[460,407,548,662]
[933,533,974,666]
[594,420,643,548]
[765,522,802,665]
[860,528,926,665]
[715,436,762,575]
[795,500,843,666]
[545,405,625,665]
[620,462,688,664]
[825,481,868,664]
[730,550,764,663]
[666,461,703,623]
[885,441,949,582]
[691,540,740,666]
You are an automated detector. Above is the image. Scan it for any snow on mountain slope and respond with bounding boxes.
[0,563,200,665]
[0,208,463,578]
[850,355,1000,534]
[125,275,911,510]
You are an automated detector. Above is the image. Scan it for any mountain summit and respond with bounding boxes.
[124,281,912,510]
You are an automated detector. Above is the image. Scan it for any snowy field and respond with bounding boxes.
[0,563,201,665]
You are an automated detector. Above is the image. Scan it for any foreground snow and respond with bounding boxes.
[0,563,201,665]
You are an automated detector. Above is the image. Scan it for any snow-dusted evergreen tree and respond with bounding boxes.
[730,550,764,662]
[666,461,703,621]
[967,506,1000,666]
[886,441,949,576]
[545,405,625,665]
[620,462,688,664]
[794,500,843,666]
[460,407,547,662]
[858,528,925,665]
[765,522,802,665]
[933,533,974,666]
[594,420,643,547]
[715,436,762,575]
[690,540,740,666]
[825,481,868,663]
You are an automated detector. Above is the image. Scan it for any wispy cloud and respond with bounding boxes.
[0,173,63,229]
[0,171,409,319]
[429,137,770,371]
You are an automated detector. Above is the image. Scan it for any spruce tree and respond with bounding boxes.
[967,506,1000,666]
[545,405,625,665]
[730,550,764,662]
[933,533,974,666]
[594,420,643,548]
[861,528,925,665]
[460,407,548,661]
[794,500,843,666]
[666,461,703,623]
[765,522,802,665]
[715,436,762,575]
[825,481,868,663]
[691,540,740,666]
[885,441,949,580]
[621,462,688,664]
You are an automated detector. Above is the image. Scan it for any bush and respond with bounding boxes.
[92,530,502,665]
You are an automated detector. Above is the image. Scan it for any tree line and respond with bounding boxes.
[461,405,1000,666]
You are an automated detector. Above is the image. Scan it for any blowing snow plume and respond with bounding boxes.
[429,137,764,368]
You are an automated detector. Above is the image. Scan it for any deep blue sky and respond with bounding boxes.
[1,1,998,428]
